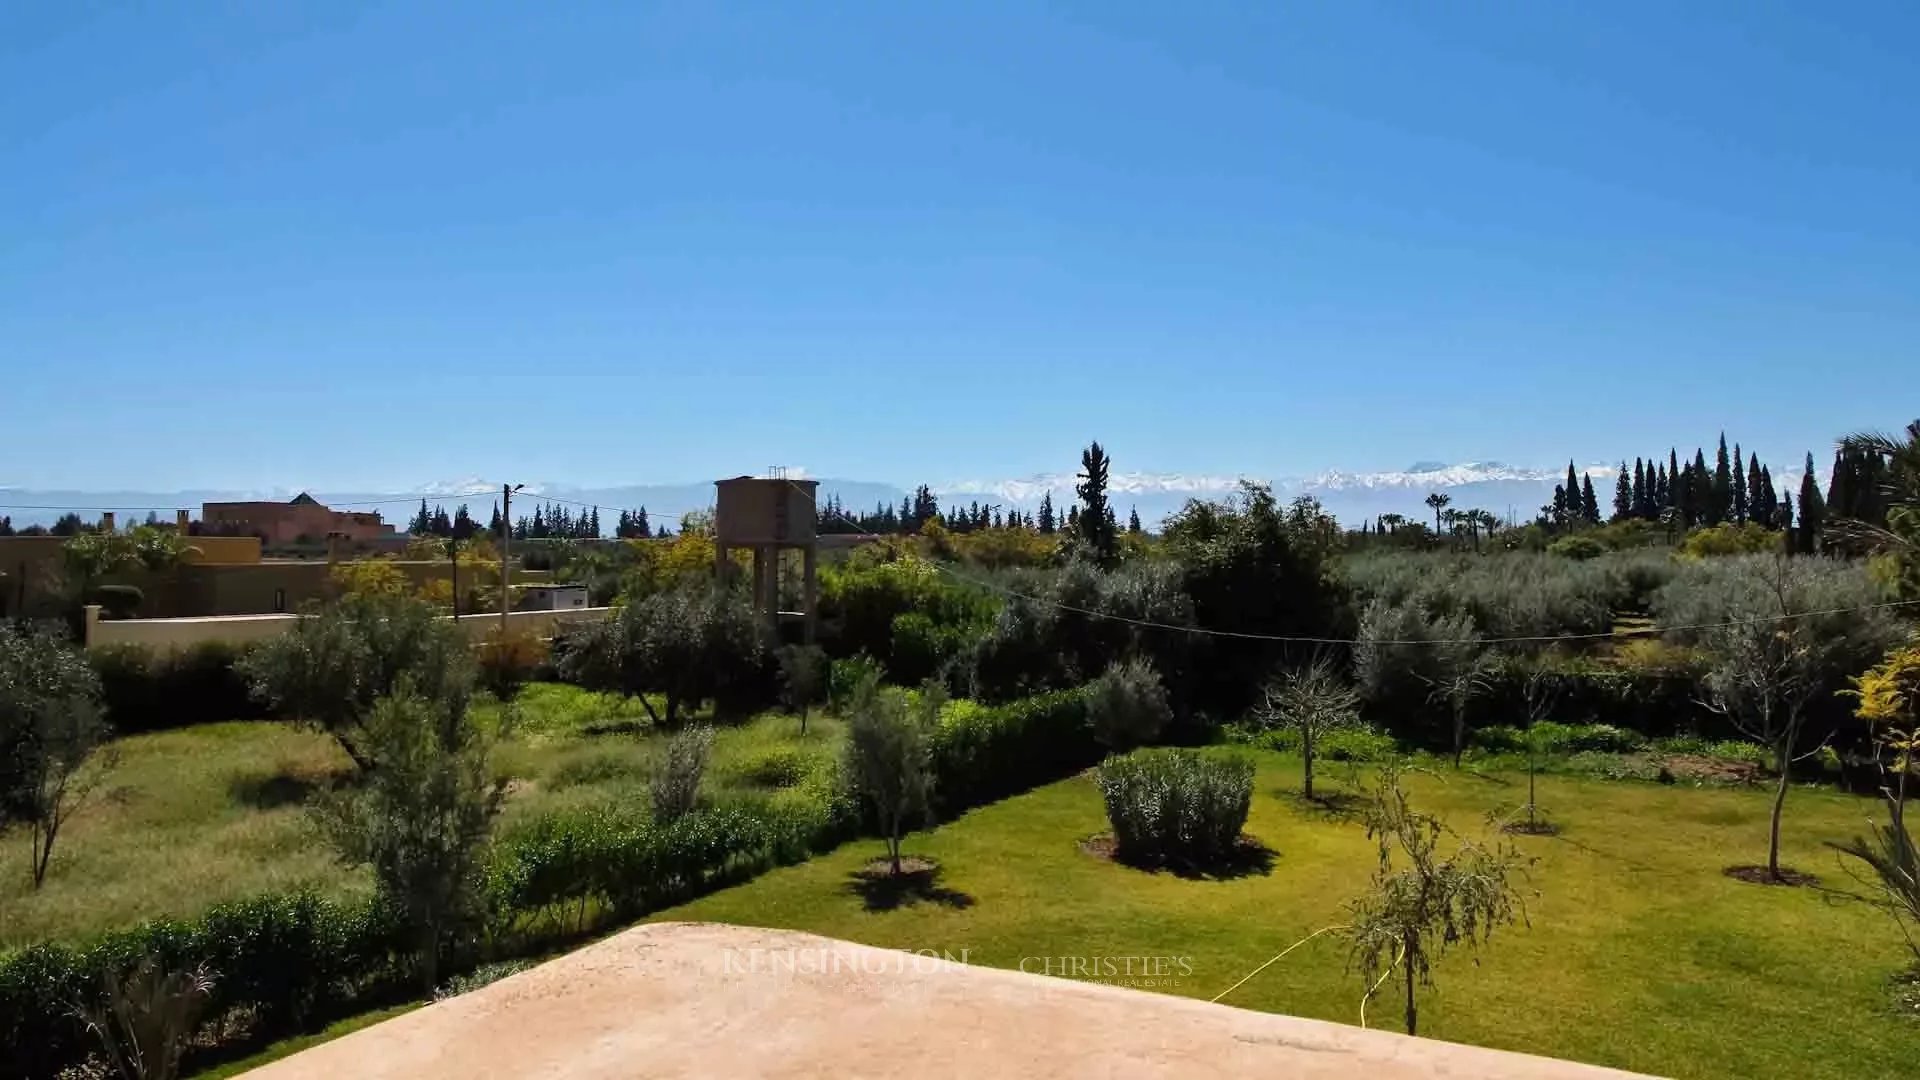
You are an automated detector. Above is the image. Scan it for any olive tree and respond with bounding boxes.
[1347,762,1527,1036]
[776,644,828,735]
[1254,656,1361,800]
[842,675,938,876]
[0,623,113,887]
[559,586,766,728]
[1694,556,1903,880]
[239,593,474,771]
[310,692,505,993]
[1423,636,1495,769]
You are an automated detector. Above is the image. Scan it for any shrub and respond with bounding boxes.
[1678,523,1779,558]
[90,641,263,735]
[650,725,713,823]
[1096,748,1254,868]
[1318,728,1399,762]
[828,654,883,711]
[86,584,144,619]
[734,747,811,789]
[1474,722,1641,755]
[74,955,216,1080]
[1547,534,1607,560]
[476,627,546,702]
[547,750,643,790]
[1085,658,1172,752]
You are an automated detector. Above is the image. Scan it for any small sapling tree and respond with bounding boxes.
[1255,655,1362,801]
[843,674,938,876]
[1347,762,1528,1036]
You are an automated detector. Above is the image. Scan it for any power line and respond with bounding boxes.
[778,477,1920,647]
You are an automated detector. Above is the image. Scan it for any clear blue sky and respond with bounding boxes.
[4,1,1915,491]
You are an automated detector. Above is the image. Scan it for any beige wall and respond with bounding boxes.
[86,605,612,656]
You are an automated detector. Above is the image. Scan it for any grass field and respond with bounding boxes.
[9,691,1916,1079]
[0,683,840,947]
[652,752,1920,1080]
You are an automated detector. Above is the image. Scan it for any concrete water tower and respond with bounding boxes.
[714,474,818,641]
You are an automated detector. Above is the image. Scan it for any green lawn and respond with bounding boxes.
[0,683,839,947]
[652,753,1919,1080]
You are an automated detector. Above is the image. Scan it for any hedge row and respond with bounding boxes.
[486,799,850,935]
[931,688,1097,813]
[0,892,409,1080]
[0,799,845,1080]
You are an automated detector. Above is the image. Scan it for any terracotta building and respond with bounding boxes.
[200,492,398,545]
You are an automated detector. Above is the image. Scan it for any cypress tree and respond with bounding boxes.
[1580,474,1600,525]
[489,502,503,538]
[1655,463,1670,511]
[1630,458,1647,518]
[1711,435,1731,525]
[1551,483,1568,528]
[1075,441,1117,563]
[1693,449,1713,525]
[1565,462,1580,516]
[1731,443,1747,523]
[1128,505,1143,534]
[1668,450,1682,511]
[1798,452,1825,554]
[1827,450,1853,523]
[1613,463,1632,522]
[1746,451,1765,525]
[1037,492,1056,535]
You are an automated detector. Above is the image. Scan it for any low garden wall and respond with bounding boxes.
[83,605,613,656]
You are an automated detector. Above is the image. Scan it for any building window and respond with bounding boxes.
[272,588,287,613]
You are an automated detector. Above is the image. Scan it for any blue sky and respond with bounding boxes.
[4,1,1915,491]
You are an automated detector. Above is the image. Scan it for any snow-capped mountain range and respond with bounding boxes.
[0,462,1619,532]
[937,461,1617,526]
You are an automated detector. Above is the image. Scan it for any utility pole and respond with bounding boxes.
[500,482,523,635]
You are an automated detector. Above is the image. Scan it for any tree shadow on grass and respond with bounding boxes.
[847,857,976,912]
[1082,834,1277,881]
[1283,790,1366,825]
[230,769,351,810]
[582,718,648,737]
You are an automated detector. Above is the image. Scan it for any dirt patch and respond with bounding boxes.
[1503,820,1560,837]
[1723,864,1817,887]
[855,856,938,879]
[1660,754,1765,785]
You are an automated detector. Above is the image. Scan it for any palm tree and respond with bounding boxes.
[1837,420,1920,597]
[1424,492,1451,535]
